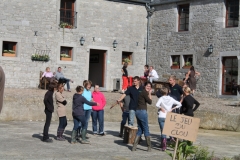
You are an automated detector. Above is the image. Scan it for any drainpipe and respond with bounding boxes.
[145,3,155,65]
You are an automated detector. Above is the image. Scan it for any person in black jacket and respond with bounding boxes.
[42,84,55,143]
[181,87,200,117]
[71,86,98,144]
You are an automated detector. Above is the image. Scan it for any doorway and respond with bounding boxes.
[88,49,106,87]
[222,56,238,95]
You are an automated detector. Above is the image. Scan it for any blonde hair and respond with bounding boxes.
[183,87,191,94]
[169,75,176,81]
[46,67,50,71]
[160,87,169,95]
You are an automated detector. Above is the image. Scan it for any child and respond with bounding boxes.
[156,87,182,151]
[118,94,130,137]
[92,84,106,136]
[71,86,98,144]
[121,62,128,93]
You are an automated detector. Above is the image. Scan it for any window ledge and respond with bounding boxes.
[57,60,77,65]
[0,56,20,61]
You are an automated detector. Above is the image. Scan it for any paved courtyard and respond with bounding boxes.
[0,121,240,160]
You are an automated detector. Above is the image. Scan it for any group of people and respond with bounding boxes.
[42,78,106,143]
[118,64,201,152]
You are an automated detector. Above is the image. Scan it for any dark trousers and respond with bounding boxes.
[43,109,52,140]
[92,110,104,134]
[121,111,129,126]
[58,116,67,129]
[59,78,70,90]
[73,115,86,130]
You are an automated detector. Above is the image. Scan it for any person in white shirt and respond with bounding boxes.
[156,87,182,151]
[148,66,159,83]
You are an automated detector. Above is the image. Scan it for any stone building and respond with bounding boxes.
[0,0,147,91]
[148,0,240,97]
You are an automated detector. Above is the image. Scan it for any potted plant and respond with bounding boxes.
[60,52,72,61]
[3,50,16,57]
[171,61,180,69]
[183,61,192,69]
[122,58,132,65]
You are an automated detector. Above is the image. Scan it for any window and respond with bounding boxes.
[2,41,17,57]
[183,55,193,69]
[226,0,239,27]
[171,55,180,69]
[60,0,77,28]
[178,4,189,31]
[60,46,73,61]
[122,52,133,65]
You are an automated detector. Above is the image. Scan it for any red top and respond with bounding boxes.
[92,91,106,111]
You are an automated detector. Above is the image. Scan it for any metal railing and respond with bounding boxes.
[59,9,77,28]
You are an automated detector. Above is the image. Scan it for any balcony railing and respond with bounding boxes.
[59,9,77,29]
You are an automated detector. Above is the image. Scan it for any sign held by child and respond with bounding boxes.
[162,112,200,142]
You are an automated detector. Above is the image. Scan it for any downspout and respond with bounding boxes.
[145,3,155,65]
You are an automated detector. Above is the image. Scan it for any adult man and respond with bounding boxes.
[0,66,5,113]
[168,75,183,113]
[117,76,143,126]
[148,66,159,83]
[55,67,73,92]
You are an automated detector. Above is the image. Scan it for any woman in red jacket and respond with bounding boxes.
[91,84,106,136]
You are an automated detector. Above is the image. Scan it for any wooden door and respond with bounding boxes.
[222,57,238,95]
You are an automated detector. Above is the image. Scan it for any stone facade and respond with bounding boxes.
[0,0,147,90]
[149,0,240,97]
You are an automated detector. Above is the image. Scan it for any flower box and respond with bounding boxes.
[171,65,180,69]
[182,66,192,69]
[3,53,16,57]
[61,57,72,61]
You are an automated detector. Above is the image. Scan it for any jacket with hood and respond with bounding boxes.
[92,91,106,111]
[156,95,182,118]
[72,93,97,116]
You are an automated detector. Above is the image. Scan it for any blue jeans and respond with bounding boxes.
[84,109,92,131]
[129,110,135,126]
[158,118,166,138]
[92,110,104,134]
[59,77,70,90]
[135,110,150,137]
[121,112,129,126]
[73,115,86,130]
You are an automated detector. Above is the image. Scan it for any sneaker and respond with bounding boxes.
[98,133,106,136]
[42,138,53,143]
[56,137,65,141]
[67,90,71,92]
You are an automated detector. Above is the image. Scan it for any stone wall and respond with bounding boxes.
[0,0,147,91]
[149,0,240,97]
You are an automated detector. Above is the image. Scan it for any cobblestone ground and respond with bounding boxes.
[0,121,240,160]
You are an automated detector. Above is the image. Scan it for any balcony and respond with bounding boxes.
[59,9,77,29]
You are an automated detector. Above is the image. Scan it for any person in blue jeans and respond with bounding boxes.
[132,82,152,152]
[118,76,143,126]
[54,67,73,92]
[118,94,130,137]
[156,87,182,151]
[71,86,98,144]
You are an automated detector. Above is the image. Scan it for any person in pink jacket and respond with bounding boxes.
[91,84,106,136]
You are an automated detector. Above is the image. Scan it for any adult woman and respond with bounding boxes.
[132,82,152,152]
[121,62,128,93]
[41,67,56,83]
[184,66,200,95]
[140,65,149,85]
[92,84,106,135]
[181,87,200,117]
[71,86,98,144]
[55,84,68,141]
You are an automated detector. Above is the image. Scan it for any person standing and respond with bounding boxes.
[184,66,200,95]
[148,66,159,83]
[0,66,5,113]
[156,87,182,151]
[55,67,73,92]
[55,84,68,141]
[132,82,152,152]
[117,76,143,126]
[82,80,93,132]
[181,87,200,117]
[42,84,55,143]
[121,62,128,93]
[118,95,130,137]
[71,86,98,144]
[92,84,106,136]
